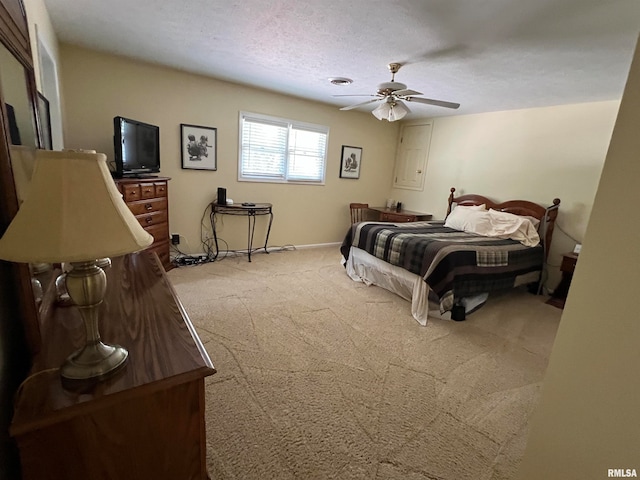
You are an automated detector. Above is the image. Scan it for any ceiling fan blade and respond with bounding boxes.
[392,89,422,96]
[340,98,383,111]
[332,94,377,97]
[404,96,460,109]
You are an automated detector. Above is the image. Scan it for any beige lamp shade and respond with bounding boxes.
[0,150,153,263]
[9,145,37,205]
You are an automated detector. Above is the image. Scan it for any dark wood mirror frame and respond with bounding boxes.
[0,0,45,478]
[0,0,44,354]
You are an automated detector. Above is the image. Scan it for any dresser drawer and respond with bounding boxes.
[136,210,168,228]
[146,240,171,268]
[121,183,142,202]
[119,181,168,202]
[144,222,169,244]
[127,197,168,216]
[154,182,167,197]
[380,212,415,222]
[140,182,156,199]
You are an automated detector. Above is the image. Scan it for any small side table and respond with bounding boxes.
[211,203,274,262]
[547,252,578,309]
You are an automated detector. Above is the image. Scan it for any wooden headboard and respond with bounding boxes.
[445,187,561,257]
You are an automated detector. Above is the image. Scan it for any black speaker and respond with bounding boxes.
[217,187,227,205]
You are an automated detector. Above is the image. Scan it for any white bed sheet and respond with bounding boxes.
[344,246,434,325]
[344,246,488,326]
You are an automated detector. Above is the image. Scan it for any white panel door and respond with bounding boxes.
[393,123,432,190]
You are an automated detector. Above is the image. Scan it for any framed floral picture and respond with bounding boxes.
[340,145,362,179]
[181,123,217,170]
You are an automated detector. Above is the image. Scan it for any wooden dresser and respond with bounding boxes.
[115,177,172,270]
[10,251,215,479]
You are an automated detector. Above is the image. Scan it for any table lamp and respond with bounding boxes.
[0,149,153,381]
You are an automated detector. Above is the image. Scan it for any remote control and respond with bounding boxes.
[242,202,255,206]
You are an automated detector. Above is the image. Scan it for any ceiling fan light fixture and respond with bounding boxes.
[328,77,353,86]
[372,102,391,121]
[390,99,410,121]
[372,99,410,122]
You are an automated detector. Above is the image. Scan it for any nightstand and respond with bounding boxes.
[368,206,432,222]
[547,252,579,309]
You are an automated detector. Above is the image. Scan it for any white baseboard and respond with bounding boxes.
[289,242,341,250]
[171,242,342,261]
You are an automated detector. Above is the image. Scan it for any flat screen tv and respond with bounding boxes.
[113,116,160,178]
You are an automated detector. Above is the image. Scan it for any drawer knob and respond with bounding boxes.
[145,203,153,211]
[145,217,153,224]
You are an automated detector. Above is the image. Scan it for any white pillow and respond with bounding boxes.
[444,204,487,231]
[486,209,540,247]
[445,207,540,247]
[491,210,541,228]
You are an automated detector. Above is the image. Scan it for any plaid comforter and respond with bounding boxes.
[340,221,543,312]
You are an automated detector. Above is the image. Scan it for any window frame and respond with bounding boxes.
[238,111,329,185]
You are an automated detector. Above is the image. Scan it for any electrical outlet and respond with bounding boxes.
[171,234,180,245]
[573,243,582,254]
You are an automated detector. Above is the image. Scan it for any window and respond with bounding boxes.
[239,112,329,184]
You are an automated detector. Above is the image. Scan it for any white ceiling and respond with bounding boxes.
[43,0,640,120]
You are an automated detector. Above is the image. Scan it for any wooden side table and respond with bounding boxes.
[547,252,579,309]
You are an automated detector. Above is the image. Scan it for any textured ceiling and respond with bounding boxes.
[43,0,640,120]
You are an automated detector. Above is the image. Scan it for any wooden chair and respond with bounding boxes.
[350,203,369,224]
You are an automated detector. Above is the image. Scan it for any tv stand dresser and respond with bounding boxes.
[114,176,172,270]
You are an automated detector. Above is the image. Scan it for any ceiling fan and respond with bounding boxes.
[336,63,460,121]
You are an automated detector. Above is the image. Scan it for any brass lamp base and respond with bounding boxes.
[61,342,128,381]
[61,260,129,382]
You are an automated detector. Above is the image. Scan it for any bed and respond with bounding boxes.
[340,188,560,325]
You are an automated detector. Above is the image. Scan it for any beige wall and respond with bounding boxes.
[23,0,64,150]
[518,36,640,479]
[392,103,618,288]
[58,45,399,252]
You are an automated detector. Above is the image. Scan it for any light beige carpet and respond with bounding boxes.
[167,246,561,480]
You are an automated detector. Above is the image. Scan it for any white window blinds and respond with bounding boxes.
[239,112,328,184]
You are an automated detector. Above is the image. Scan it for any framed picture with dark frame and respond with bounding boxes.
[180,123,217,170]
[340,145,362,179]
[36,92,52,149]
